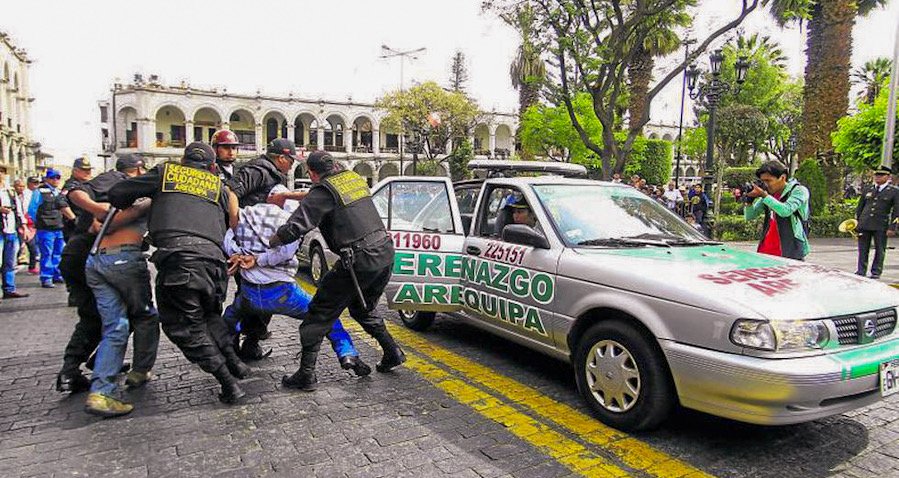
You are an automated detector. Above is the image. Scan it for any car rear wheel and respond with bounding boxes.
[310,243,328,287]
[397,310,436,331]
[574,320,675,431]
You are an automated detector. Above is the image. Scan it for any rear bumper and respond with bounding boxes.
[661,338,898,425]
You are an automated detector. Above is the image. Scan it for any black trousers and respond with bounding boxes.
[155,257,232,373]
[857,229,889,277]
[299,262,394,354]
[58,234,102,375]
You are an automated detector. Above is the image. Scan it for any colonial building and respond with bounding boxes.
[98,77,518,185]
[0,31,40,178]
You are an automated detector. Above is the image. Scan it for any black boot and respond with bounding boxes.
[56,371,91,393]
[282,349,318,392]
[373,332,406,373]
[223,348,252,379]
[237,337,271,361]
[212,366,246,404]
[339,355,372,377]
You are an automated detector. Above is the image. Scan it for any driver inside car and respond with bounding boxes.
[497,192,542,237]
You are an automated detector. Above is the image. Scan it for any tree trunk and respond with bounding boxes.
[517,82,540,160]
[627,46,654,135]
[797,0,855,201]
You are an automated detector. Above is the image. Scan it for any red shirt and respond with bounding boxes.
[757,193,782,257]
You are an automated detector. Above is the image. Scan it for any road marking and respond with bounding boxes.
[297,277,711,478]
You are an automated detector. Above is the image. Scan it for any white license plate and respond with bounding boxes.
[881,359,899,397]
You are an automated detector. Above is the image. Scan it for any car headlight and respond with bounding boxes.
[730,319,830,351]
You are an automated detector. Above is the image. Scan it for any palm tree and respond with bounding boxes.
[768,0,889,199]
[735,33,788,69]
[506,2,546,159]
[626,9,691,134]
[852,57,892,105]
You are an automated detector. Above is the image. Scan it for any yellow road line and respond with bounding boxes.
[383,324,712,478]
[297,278,711,478]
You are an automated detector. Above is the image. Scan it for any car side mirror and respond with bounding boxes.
[502,224,550,249]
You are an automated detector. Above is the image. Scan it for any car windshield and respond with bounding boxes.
[532,184,708,246]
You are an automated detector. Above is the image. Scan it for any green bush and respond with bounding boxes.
[794,159,827,216]
[416,160,443,177]
[723,167,757,188]
[715,213,847,241]
[826,198,858,217]
[625,138,673,185]
[718,192,743,216]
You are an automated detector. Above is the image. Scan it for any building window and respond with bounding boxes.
[100,106,108,123]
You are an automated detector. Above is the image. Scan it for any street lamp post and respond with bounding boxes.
[675,38,697,188]
[686,49,750,233]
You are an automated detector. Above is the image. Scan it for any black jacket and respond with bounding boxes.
[225,156,285,208]
[856,183,899,232]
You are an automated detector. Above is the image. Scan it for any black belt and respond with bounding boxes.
[348,230,389,251]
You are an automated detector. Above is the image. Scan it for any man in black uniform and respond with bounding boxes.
[109,142,249,404]
[270,151,405,391]
[211,129,240,181]
[61,156,94,241]
[225,138,305,360]
[55,154,140,393]
[855,165,899,279]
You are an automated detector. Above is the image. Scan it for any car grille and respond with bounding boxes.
[831,308,897,345]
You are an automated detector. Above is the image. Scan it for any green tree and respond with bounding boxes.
[447,137,475,181]
[767,0,890,200]
[832,84,899,173]
[715,104,769,166]
[519,93,602,164]
[852,57,892,105]
[375,81,481,164]
[486,0,759,178]
[449,50,470,94]
[502,1,546,160]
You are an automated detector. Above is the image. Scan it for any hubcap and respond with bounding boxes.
[311,250,323,282]
[398,309,416,321]
[584,339,641,413]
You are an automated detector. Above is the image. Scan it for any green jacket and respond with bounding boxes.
[744,179,810,258]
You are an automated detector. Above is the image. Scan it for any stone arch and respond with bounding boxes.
[226,106,257,126]
[495,124,514,158]
[350,115,375,152]
[686,166,696,177]
[154,105,187,147]
[648,132,659,140]
[117,106,139,148]
[662,133,673,142]
[473,124,490,155]
[294,112,318,147]
[324,113,347,151]
[262,110,288,145]
[379,162,399,180]
[227,108,257,148]
[353,161,374,186]
[192,106,223,143]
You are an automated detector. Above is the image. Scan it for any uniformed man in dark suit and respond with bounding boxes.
[211,129,241,181]
[855,165,899,279]
[109,142,250,404]
[270,151,404,392]
[61,156,93,242]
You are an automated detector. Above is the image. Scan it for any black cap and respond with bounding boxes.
[115,153,145,171]
[183,142,216,165]
[874,165,893,175]
[73,156,94,170]
[266,138,297,160]
[306,150,335,175]
[27,176,40,184]
[503,192,529,210]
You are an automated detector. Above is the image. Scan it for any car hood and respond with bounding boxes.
[566,245,899,320]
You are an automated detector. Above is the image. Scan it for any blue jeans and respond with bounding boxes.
[223,281,358,359]
[86,248,159,396]
[36,229,64,283]
[0,233,18,293]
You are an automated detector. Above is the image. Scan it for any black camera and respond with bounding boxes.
[740,180,767,203]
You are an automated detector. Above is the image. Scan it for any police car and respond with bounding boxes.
[372,160,899,431]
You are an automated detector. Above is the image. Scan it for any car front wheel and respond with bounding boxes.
[397,310,436,331]
[310,243,328,286]
[573,320,675,432]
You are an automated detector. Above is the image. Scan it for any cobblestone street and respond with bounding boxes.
[0,238,897,477]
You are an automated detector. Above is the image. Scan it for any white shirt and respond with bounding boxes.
[0,189,24,234]
[662,189,683,209]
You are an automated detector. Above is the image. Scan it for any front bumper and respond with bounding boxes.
[661,338,899,425]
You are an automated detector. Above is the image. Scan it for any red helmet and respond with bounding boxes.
[211,129,240,147]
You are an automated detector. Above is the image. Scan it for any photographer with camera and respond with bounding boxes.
[743,160,810,260]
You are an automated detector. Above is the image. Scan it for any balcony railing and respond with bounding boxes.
[353,145,373,153]
[238,144,257,152]
[324,145,344,152]
[118,140,138,149]
[156,140,185,148]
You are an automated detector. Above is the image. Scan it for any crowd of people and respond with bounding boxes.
[0,130,405,418]
[610,172,711,234]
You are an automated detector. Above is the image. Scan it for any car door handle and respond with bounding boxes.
[466,245,481,255]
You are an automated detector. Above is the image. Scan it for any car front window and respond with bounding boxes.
[532,184,706,246]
